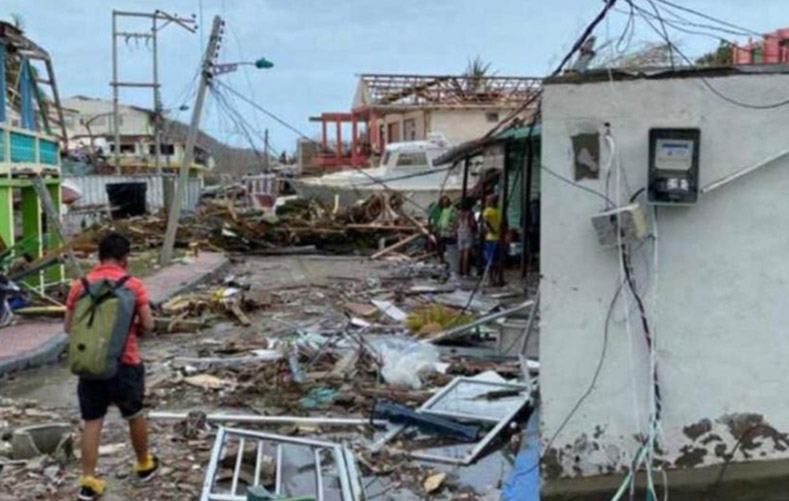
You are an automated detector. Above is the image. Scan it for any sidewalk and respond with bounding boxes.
[0,252,228,376]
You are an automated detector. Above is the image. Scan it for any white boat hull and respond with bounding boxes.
[293,137,474,217]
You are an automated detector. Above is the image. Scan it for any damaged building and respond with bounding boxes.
[540,65,789,496]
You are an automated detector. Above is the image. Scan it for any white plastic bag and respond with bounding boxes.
[371,337,440,389]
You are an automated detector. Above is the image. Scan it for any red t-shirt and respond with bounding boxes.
[66,263,149,365]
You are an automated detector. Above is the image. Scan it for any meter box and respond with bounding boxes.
[647,128,700,205]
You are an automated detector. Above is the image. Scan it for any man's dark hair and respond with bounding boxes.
[98,233,131,262]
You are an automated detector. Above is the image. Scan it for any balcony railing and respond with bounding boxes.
[0,125,60,175]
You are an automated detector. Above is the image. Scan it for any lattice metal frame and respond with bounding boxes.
[201,426,364,501]
[357,74,542,109]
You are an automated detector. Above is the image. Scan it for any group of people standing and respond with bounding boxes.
[429,194,502,283]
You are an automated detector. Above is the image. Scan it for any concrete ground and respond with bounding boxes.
[0,252,228,377]
[0,255,531,500]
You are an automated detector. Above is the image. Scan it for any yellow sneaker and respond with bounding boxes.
[134,453,160,483]
[77,475,106,500]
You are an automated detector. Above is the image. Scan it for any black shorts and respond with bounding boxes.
[78,364,145,421]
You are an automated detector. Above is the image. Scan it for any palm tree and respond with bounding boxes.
[10,13,25,30]
[464,56,496,94]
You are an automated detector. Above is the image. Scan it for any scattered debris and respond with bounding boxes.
[423,472,447,494]
[0,247,535,499]
[183,374,232,390]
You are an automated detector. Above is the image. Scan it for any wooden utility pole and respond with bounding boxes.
[160,15,223,265]
[111,10,196,174]
[263,128,270,171]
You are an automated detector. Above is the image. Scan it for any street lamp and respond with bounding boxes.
[213,56,274,76]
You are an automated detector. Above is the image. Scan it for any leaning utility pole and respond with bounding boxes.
[160,16,223,265]
[263,128,270,171]
[111,10,196,174]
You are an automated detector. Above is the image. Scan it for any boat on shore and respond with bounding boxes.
[292,135,468,215]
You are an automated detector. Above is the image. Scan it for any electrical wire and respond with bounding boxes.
[468,1,625,478]
[214,79,317,141]
[518,277,623,477]
[482,0,621,138]
[652,0,765,39]
[646,0,675,68]
[542,164,614,205]
[616,1,638,55]
[618,3,734,46]
[627,0,789,110]
[211,86,268,171]
[216,85,451,214]
[638,4,751,40]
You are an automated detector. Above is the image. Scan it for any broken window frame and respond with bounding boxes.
[371,377,530,466]
[201,426,364,501]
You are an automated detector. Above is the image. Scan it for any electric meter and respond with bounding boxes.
[647,128,700,205]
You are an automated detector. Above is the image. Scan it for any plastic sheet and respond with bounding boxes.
[370,337,440,389]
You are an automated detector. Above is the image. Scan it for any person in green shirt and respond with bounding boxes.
[433,196,456,268]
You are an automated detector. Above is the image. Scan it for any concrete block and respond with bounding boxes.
[11,423,73,461]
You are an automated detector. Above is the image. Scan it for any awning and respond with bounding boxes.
[435,123,542,166]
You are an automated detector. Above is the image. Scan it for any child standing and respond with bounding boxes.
[457,198,476,277]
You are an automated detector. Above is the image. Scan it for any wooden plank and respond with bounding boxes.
[371,233,420,260]
[32,175,82,277]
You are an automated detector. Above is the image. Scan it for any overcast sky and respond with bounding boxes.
[3,0,787,153]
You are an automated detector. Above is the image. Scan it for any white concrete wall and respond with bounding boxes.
[541,72,789,479]
[429,108,516,145]
[62,97,151,138]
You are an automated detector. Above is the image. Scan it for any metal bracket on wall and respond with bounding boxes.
[201,426,365,501]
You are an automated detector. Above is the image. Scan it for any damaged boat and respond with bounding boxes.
[293,134,471,215]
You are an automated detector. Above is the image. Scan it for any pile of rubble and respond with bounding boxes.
[86,193,431,256]
[0,252,537,499]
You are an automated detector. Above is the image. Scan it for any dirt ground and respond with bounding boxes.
[0,255,535,501]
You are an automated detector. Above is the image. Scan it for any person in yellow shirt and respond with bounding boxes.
[482,194,501,267]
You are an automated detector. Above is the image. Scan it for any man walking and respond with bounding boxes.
[64,233,159,500]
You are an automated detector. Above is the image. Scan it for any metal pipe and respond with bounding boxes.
[343,447,364,501]
[253,440,263,487]
[152,15,161,175]
[149,411,386,427]
[314,449,324,501]
[274,444,283,496]
[230,437,244,495]
[701,146,789,195]
[223,427,351,449]
[111,10,120,173]
[421,410,501,424]
[368,424,405,453]
[114,10,194,22]
[200,427,226,501]
[111,82,161,88]
[427,300,534,344]
[522,131,534,278]
[334,447,353,501]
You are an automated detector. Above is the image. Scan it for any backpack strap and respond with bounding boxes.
[113,275,131,290]
[79,276,131,328]
[80,278,93,299]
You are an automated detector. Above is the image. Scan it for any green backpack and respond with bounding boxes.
[68,276,136,380]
